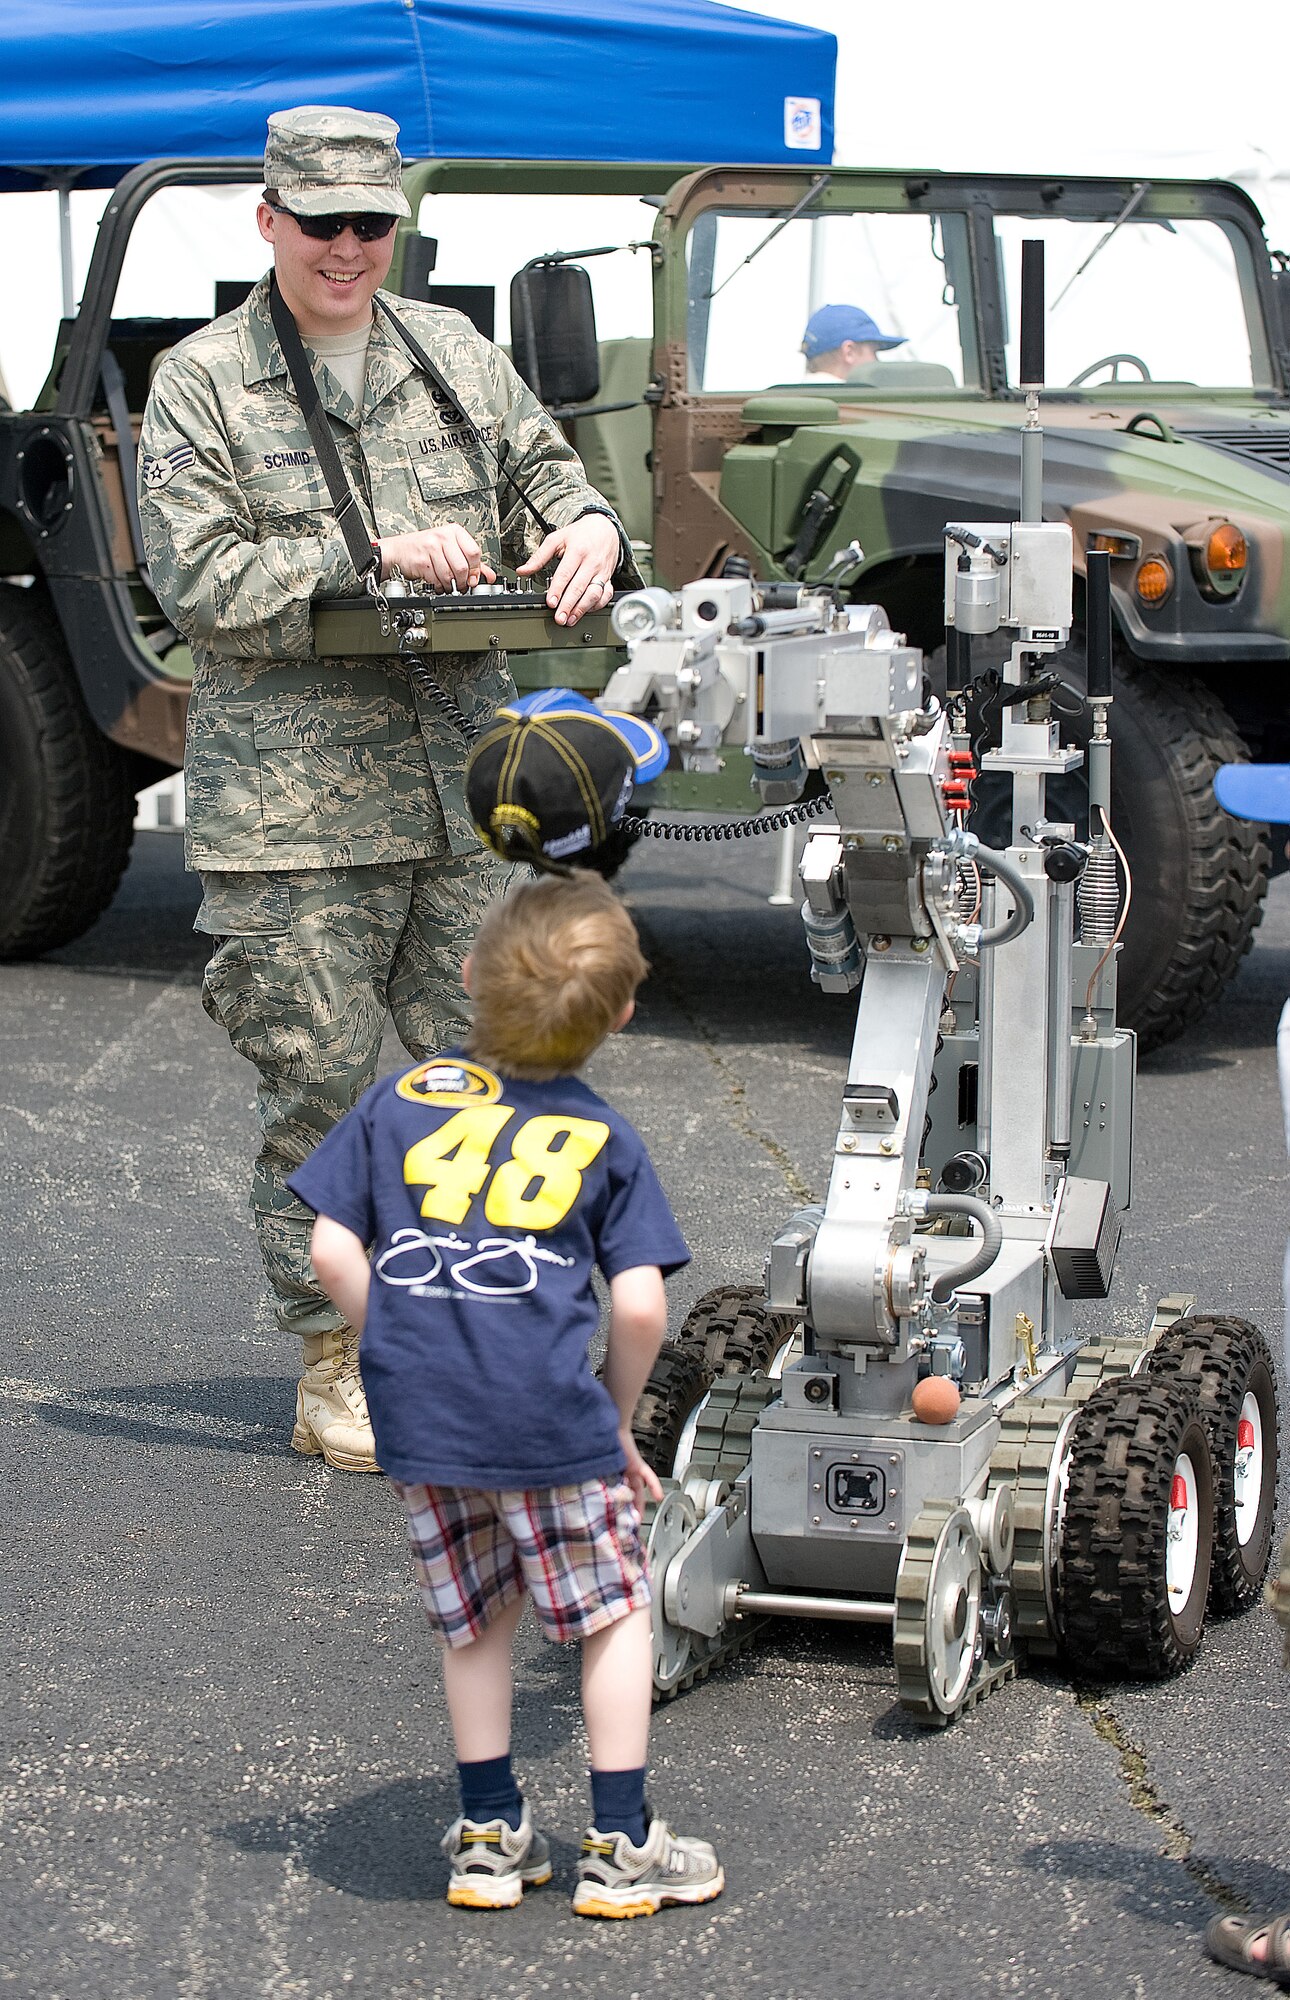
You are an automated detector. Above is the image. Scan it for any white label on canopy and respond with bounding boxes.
[784,97,822,150]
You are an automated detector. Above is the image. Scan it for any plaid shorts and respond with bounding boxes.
[391,1476,651,1648]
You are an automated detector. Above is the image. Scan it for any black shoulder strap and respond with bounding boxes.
[372,293,555,539]
[269,273,379,582]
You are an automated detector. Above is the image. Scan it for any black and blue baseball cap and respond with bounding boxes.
[502,687,669,783]
[465,688,667,872]
[801,304,906,357]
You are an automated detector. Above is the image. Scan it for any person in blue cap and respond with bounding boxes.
[801,303,906,382]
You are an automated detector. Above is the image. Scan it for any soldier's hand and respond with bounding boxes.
[377,527,495,592]
[518,514,620,626]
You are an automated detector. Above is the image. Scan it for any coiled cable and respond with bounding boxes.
[626,791,835,843]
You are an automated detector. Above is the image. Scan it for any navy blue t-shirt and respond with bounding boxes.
[287,1051,689,1489]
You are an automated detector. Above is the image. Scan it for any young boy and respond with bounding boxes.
[287,872,723,1919]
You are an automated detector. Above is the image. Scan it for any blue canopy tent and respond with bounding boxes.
[2,0,836,189]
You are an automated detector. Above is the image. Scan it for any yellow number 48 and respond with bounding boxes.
[403,1107,609,1230]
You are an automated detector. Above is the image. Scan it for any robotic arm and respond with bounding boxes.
[598,517,1089,1378]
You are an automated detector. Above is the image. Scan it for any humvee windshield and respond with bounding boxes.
[686,202,1270,395]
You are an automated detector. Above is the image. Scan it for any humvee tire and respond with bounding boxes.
[1087,662,1267,1051]
[943,641,1268,1050]
[0,584,137,960]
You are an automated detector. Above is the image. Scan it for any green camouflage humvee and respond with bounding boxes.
[3,159,1287,1045]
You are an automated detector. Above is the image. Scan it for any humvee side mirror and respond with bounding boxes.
[510,258,600,414]
[401,235,439,299]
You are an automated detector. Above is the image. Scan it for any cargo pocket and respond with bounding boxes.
[254,698,395,848]
[197,875,323,1081]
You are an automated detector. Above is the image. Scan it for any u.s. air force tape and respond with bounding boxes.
[142,444,196,490]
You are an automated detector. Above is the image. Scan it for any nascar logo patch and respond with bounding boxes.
[142,443,196,490]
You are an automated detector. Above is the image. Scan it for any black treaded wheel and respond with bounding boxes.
[630,1283,791,1480]
[1059,1375,1214,1679]
[931,635,1269,1050]
[0,583,137,958]
[1146,1315,1280,1617]
[672,1282,796,1380]
[630,1345,712,1479]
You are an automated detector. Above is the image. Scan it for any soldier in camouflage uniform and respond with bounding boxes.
[139,106,633,1471]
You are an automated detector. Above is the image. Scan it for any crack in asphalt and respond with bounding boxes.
[641,939,819,1208]
[1076,1691,1250,1912]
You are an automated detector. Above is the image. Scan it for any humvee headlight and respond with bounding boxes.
[1206,523,1247,573]
[1204,521,1248,598]
[1183,519,1248,600]
[1134,555,1174,606]
[611,588,675,642]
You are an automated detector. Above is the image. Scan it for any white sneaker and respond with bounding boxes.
[291,1329,379,1472]
[572,1816,724,1919]
[441,1802,553,1909]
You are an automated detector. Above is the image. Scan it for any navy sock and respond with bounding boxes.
[590,1766,648,1847]
[458,1754,523,1831]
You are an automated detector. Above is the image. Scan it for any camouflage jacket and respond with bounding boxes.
[139,276,633,871]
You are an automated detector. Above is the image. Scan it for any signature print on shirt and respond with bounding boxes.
[374,1225,575,1298]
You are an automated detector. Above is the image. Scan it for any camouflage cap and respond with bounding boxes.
[264,106,412,219]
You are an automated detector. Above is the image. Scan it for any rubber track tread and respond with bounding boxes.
[894,1502,1016,1726]
[1060,1376,1212,1679]
[988,1402,1078,1650]
[1146,1314,1280,1616]
[652,1620,764,1703]
[648,1369,779,1700]
[0,584,136,958]
[689,1376,779,1487]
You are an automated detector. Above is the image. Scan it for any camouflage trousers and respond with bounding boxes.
[196,853,510,1341]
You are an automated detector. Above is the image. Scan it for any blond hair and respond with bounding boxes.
[465,874,648,1081]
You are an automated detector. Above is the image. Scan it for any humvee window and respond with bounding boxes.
[112,186,268,329]
[992,212,1264,390]
[686,209,974,394]
[414,192,654,347]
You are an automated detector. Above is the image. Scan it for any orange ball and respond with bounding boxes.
[911,1375,962,1425]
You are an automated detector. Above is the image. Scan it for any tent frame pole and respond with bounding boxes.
[58,185,74,318]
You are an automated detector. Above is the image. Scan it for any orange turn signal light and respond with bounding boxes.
[1134,555,1174,605]
[1087,530,1142,561]
[1206,522,1247,573]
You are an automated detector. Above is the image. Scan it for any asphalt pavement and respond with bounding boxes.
[1,828,1287,2000]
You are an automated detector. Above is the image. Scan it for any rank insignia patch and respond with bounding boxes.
[142,444,196,490]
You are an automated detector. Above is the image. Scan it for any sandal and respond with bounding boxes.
[1206,1914,1290,1988]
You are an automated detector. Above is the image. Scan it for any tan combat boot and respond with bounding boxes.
[291,1329,380,1472]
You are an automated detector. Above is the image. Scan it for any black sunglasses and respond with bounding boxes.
[267,201,397,244]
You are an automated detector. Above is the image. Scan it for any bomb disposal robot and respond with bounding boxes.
[308,247,1283,1725]
[599,250,1280,1724]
